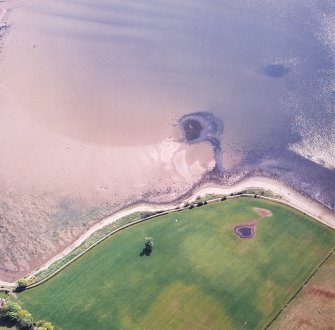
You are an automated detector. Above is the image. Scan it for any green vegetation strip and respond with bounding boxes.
[27,190,278,286]
[19,198,335,330]
[31,212,143,283]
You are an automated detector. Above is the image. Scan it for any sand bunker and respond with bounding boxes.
[253,207,273,218]
[234,221,258,239]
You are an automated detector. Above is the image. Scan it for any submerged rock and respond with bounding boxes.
[264,64,289,78]
[179,112,224,171]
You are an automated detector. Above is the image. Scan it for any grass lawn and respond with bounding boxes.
[0,293,7,300]
[19,198,335,329]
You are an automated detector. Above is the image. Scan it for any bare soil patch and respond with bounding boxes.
[253,207,273,218]
[270,252,335,330]
[307,286,335,299]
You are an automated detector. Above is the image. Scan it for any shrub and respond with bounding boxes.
[17,309,34,329]
[1,301,22,314]
[27,276,37,286]
[221,196,226,201]
[189,204,194,209]
[0,302,54,330]
[144,237,154,250]
[0,301,22,322]
[3,310,19,322]
[37,320,54,330]
[16,279,28,291]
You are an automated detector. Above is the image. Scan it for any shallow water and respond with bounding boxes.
[5,1,333,147]
[2,0,335,200]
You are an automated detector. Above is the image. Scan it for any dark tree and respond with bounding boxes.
[144,237,154,250]
[140,237,154,256]
[16,279,28,292]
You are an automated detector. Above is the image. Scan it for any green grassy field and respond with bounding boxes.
[0,293,7,300]
[19,198,335,329]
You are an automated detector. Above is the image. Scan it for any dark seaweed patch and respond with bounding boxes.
[182,119,203,141]
[264,64,289,78]
[179,112,224,171]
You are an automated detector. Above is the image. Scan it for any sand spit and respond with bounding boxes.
[1,175,333,287]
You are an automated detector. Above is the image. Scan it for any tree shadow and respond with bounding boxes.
[139,247,152,256]
[0,318,15,329]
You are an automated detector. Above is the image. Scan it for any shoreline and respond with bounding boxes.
[1,175,334,288]
[0,0,335,288]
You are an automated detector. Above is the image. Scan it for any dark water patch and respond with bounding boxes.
[182,118,203,141]
[0,24,10,32]
[179,112,224,172]
[264,64,289,78]
[329,91,335,104]
[239,148,335,211]
[234,224,256,238]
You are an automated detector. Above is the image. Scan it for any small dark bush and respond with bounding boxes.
[15,279,28,292]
